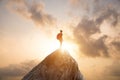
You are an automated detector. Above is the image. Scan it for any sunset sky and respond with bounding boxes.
[0,0,120,80]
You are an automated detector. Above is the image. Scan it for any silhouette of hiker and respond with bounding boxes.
[57,30,63,47]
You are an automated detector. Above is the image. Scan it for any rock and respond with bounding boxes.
[22,49,84,80]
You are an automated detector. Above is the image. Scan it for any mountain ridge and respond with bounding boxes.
[22,48,84,80]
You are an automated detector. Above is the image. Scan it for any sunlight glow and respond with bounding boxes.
[25,36,77,59]
[61,41,78,57]
[42,40,78,58]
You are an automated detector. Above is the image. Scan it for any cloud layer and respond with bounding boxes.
[7,0,56,26]
[0,60,38,80]
[69,0,120,57]
[103,60,120,80]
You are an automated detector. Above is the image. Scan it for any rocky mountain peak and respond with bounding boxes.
[22,49,84,80]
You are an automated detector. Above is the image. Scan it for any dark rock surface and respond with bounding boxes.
[22,49,84,80]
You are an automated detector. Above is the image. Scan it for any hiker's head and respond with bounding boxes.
[60,30,62,33]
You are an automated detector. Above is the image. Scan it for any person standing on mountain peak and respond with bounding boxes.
[56,30,63,47]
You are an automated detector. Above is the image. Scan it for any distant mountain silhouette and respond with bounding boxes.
[22,49,84,80]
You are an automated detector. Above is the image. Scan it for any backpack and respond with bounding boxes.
[57,34,60,40]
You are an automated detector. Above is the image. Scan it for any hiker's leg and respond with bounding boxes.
[60,40,62,47]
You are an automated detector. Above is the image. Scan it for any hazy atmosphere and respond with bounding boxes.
[0,0,120,80]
